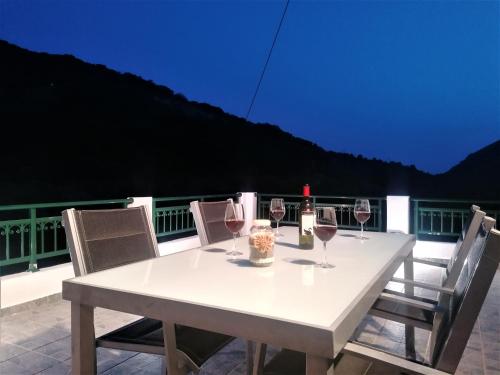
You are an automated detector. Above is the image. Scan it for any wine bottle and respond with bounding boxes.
[299,184,314,249]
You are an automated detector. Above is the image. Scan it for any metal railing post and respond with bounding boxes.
[378,199,383,231]
[152,199,157,233]
[413,200,419,240]
[28,208,39,272]
[256,194,261,219]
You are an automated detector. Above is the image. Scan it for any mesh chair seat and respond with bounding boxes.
[97,317,234,367]
[370,296,435,328]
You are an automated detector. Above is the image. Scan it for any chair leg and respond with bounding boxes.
[246,340,254,375]
[404,253,416,359]
[252,343,267,375]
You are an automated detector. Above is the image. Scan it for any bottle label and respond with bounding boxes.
[301,213,314,236]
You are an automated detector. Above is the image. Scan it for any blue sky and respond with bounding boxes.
[1,0,499,173]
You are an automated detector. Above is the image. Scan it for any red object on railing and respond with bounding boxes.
[303,184,310,197]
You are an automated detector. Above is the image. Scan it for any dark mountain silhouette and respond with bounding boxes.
[436,140,500,199]
[0,39,498,204]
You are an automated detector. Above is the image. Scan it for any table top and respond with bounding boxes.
[64,226,415,331]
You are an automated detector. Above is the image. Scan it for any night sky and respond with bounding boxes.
[1,0,499,174]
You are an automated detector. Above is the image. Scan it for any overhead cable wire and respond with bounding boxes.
[245,0,290,121]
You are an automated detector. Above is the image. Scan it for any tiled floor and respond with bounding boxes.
[1,251,499,374]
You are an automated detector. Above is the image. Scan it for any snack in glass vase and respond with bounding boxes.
[249,219,275,267]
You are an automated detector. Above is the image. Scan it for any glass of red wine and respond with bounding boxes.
[314,207,337,269]
[270,198,285,237]
[354,199,371,240]
[224,203,245,256]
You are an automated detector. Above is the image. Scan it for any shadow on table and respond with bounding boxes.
[339,234,357,238]
[282,257,317,266]
[227,259,254,267]
[203,247,226,253]
[278,241,301,249]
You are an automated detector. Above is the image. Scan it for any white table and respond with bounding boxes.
[63,226,415,374]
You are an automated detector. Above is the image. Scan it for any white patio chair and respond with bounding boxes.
[389,205,485,296]
[190,199,234,246]
[62,206,234,374]
[381,205,485,358]
[371,215,495,330]
[191,198,258,374]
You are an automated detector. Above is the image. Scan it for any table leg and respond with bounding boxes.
[306,354,334,375]
[71,302,96,375]
[252,343,267,375]
[246,340,255,375]
[162,322,184,375]
[404,252,416,359]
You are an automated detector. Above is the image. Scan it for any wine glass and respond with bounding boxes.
[270,198,285,237]
[314,207,337,268]
[354,199,371,240]
[224,203,245,256]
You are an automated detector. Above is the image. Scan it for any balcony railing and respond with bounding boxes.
[153,194,239,238]
[411,198,500,240]
[257,194,385,232]
[0,194,237,273]
[0,199,132,272]
[2,194,499,274]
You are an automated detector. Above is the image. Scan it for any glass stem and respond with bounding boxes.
[361,223,364,239]
[323,241,327,265]
[232,233,237,253]
[276,220,280,235]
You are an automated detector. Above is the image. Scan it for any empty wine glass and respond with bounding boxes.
[314,207,337,268]
[224,203,245,256]
[270,198,285,237]
[354,199,371,240]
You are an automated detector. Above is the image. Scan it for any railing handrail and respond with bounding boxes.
[411,198,500,204]
[0,198,133,212]
[153,194,237,203]
[258,193,386,200]
[0,193,240,273]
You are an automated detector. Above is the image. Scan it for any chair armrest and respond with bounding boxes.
[391,277,454,295]
[409,257,449,268]
[383,289,438,304]
[378,293,439,312]
[343,342,451,375]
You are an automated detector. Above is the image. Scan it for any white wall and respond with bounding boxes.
[386,195,410,234]
[238,192,257,235]
[127,197,153,224]
[0,263,74,309]
[157,235,201,256]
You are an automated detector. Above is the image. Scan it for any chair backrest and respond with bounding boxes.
[62,206,159,276]
[443,205,485,288]
[190,199,233,246]
[429,218,499,373]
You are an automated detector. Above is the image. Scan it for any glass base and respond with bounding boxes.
[226,250,243,256]
[317,262,335,269]
[275,231,284,237]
